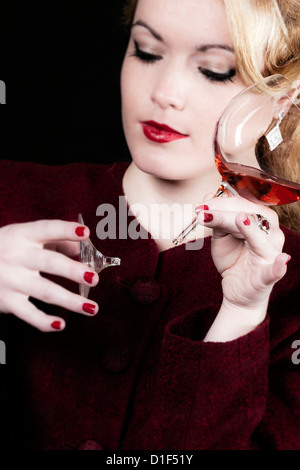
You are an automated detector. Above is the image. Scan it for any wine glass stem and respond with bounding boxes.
[172,217,198,246]
[172,180,237,245]
[215,180,239,197]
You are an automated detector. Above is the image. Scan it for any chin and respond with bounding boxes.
[132,154,200,182]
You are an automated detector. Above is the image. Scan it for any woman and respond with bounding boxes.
[0,0,299,450]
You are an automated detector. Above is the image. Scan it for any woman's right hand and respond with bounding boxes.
[0,219,99,332]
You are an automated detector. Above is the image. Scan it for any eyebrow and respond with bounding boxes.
[198,44,235,54]
[132,20,163,41]
[132,20,235,54]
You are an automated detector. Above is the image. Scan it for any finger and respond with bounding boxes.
[20,220,90,243]
[197,209,244,239]
[235,213,285,254]
[44,240,80,258]
[264,252,291,285]
[5,293,66,333]
[14,275,99,317]
[23,248,99,287]
[199,195,279,227]
[253,252,291,290]
[197,208,284,257]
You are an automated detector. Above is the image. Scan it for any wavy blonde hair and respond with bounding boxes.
[123,0,300,233]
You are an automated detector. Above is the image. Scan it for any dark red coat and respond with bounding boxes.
[0,160,299,450]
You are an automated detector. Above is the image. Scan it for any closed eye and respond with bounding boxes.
[199,67,236,83]
[131,40,163,63]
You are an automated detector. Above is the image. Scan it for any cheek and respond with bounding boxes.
[120,63,143,158]
[121,69,134,143]
[190,95,219,144]
[120,62,131,117]
[121,62,142,130]
[192,83,247,135]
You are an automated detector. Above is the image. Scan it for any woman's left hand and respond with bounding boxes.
[196,195,290,340]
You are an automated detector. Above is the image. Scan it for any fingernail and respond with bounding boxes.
[75,226,85,237]
[51,321,62,330]
[203,213,214,223]
[82,303,97,315]
[243,216,251,226]
[286,255,291,265]
[195,204,209,214]
[84,272,95,284]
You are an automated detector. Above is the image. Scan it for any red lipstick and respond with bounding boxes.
[141,121,188,143]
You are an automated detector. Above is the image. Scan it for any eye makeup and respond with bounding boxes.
[131,40,162,63]
[130,23,237,85]
[198,66,236,83]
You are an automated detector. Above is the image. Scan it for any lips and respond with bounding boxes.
[141,120,188,143]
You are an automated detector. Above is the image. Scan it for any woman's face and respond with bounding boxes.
[121,0,248,181]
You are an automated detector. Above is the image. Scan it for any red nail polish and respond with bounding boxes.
[243,216,251,226]
[51,321,62,330]
[84,272,94,284]
[75,226,85,237]
[82,303,97,315]
[204,213,214,223]
[195,204,209,214]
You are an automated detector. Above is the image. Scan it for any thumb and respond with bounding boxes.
[264,253,291,286]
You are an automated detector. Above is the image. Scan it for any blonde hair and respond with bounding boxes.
[224,0,300,232]
[123,0,300,233]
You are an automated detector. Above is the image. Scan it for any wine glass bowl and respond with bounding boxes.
[215,74,300,206]
[173,74,300,245]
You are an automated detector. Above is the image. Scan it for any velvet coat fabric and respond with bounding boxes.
[0,159,299,450]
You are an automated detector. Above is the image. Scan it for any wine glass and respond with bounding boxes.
[173,74,300,245]
[78,214,121,298]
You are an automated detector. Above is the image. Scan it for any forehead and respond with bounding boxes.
[133,0,233,48]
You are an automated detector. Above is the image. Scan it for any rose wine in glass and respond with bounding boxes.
[173,74,300,245]
[215,146,300,206]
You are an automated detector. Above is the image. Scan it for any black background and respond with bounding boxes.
[0,0,131,165]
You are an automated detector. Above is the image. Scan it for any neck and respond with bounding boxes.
[123,162,221,206]
[122,162,220,251]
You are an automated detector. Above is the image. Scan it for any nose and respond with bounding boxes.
[151,61,186,111]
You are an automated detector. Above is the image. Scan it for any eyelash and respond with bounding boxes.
[198,67,236,83]
[131,40,236,83]
[132,40,162,63]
